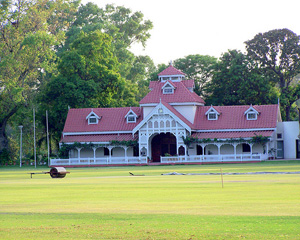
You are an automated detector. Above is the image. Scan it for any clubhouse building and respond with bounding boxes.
[51,64,300,166]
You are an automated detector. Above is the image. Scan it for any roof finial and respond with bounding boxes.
[169,60,173,66]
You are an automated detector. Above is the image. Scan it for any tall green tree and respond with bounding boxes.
[126,55,156,101]
[205,50,278,106]
[245,28,300,120]
[61,2,153,80]
[0,0,78,152]
[40,30,123,143]
[58,2,154,107]
[174,54,217,97]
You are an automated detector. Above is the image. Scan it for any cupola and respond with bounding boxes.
[158,61,185,82]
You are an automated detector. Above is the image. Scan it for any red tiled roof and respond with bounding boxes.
[182,79,194,88]
[193,105,278,130]
[61,134,137,143]
[158,65,185,76]
[140,80,205,104]
[63,107,143,133]
[191,130,274,139]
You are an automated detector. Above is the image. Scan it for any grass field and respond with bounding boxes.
[1,161,300,239]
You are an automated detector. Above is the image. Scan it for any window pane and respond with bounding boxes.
[163,88,173,94]
[128,116,135,122]
[89,117,97,123]
[247,113,256,119]
[208,113,216,120]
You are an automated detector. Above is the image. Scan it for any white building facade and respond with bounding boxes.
[51,65,299,166]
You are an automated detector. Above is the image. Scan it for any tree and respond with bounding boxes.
[245,28,300,120]
[126,55,156,101]
[40,30,123,143]
[60,3,153,80]
[205,50,278,106]
[0,0,78,152]
[58,2,154,107]
[174,54,217,97]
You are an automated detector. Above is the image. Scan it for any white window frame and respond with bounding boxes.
[127,114,136,123]
[163,88,174,94]
[88,116,98,124]
[247,112,257,120]
[208,112,217,120]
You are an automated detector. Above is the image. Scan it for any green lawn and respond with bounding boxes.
[1,161,300,239]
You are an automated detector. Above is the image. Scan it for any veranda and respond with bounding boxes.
[50,141,270,166]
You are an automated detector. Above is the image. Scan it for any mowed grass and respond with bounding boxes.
[0,161,300,239]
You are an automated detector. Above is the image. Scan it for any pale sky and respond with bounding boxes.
[82,0,300,65]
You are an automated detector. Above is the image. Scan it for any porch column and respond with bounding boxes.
[107,146,113,163]
[233,143,237,160]
[266,142,269,158]
[250,143,253,160]
[185,145,188,158]
[76,147,82,164]
[92,147,97,163]
[124,146,128,163]
[202,144,205,162]
[217,144,221,161]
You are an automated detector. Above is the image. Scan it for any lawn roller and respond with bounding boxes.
[28,167,70,178]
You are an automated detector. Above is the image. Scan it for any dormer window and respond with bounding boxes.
[205,106,220,120]
[163,87,174,94]
[89,116,97,124]
[247,112,257,120]
[162,81,175,94]
[125,109,138,123]
[208,113,217,120]
[86,110,101,125]
[244,105,259,120]
[127,114,136,123]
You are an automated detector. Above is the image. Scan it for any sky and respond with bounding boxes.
[81,0,300,65]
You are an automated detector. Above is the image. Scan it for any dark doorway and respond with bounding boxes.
[178,146,185,156]
[297,140,300,159]
[196,145,203,155]
[151,133,176,162]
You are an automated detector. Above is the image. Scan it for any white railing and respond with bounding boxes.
[50,157,148,166]
[161,153,268,163]
[50,154,268,166]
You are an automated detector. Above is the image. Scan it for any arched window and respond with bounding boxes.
[171,120,176,127]
[166,120,170,128]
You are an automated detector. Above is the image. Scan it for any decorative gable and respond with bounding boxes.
[244,105,259,120]
[162,81,176,94]
[125,109,138,123]
[86,110,101,125]
[205,106,220,120]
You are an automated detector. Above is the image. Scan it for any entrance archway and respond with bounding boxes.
[151,133,176,162]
